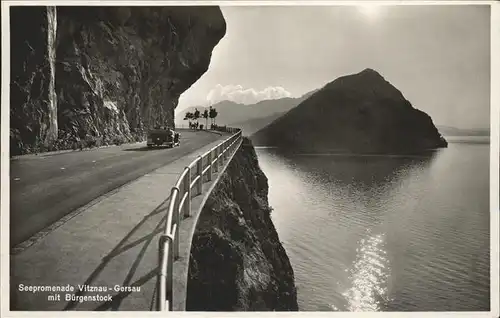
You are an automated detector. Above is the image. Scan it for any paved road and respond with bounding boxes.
[10,130,225,248]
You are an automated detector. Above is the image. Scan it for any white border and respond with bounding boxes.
[1,1,498,318]
[1,0,498,6]
[490,2,500,318]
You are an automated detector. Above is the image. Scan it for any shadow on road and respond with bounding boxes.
[63,197,171,311]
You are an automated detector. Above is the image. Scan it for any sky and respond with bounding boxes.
[177,4,491,130]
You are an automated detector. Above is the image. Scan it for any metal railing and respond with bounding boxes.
[156,127,243,311]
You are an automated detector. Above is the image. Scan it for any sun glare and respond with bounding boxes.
[357,5,383,20]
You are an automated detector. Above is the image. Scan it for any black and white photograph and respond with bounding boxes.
[1,0,499,316]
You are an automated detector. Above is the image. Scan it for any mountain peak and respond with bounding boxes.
[357,68,384,78]
[360,67,377,73]
[322,68,401,101]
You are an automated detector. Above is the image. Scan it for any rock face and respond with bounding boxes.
[251,69,448,153]
[10,7,59,153]
[186,137,298,311]
[10,6,226,155]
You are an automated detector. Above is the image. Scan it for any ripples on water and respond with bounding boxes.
[256,142,490,311]
[342,232,390,312]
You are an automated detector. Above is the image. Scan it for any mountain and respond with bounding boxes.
[175,90,318,133]
[230,112,287,136]
[437,125,490,137]
[251,68,448,154]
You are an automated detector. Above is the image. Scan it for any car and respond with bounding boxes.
[147,126,180,148]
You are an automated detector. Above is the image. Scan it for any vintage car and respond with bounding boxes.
[147,126,180,148]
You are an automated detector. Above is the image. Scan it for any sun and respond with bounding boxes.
[357,5,382,20]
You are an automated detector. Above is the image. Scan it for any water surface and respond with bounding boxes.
[256,140,490,311]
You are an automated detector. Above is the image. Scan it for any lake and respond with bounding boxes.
[256,139,490,311]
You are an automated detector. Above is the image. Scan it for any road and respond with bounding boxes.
[10,130,225,248]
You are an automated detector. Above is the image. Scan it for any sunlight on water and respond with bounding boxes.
[342,232,390,311]
[256,143,490,311]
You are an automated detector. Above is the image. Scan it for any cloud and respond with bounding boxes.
[206,84,292,105]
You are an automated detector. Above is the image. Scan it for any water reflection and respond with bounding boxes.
[256,146,489,312]
[342,232,390,311]
[272,150,438,188]
[258,149,439,311]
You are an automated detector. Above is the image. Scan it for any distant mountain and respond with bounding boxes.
[175,90,318,133]
[251,68,448,154]
[437,125,490,137]
[230,112,287,136]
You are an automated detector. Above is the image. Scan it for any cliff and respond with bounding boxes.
[251,68,448,154]
[186,137,298,311]
[10,6,226,155]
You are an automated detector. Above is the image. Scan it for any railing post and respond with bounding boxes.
[184,167,191,217]
[207,151,213,181]
[213,148,218,173]
[157,234,173,311]
[218,145,223,168]
[196,156,203,195]
[172,187,180,260]
[156,236,166,311]
[167,235,173,311]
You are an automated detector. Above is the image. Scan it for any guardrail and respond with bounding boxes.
[175,123,240,134]
[156,128,243,311]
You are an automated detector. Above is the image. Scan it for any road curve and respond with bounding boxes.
[10,130,225,248]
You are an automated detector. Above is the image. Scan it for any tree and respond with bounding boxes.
[184,111,193,128]
[209,106,218,127]
[202,109,209,129]
[194,108,200,125]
